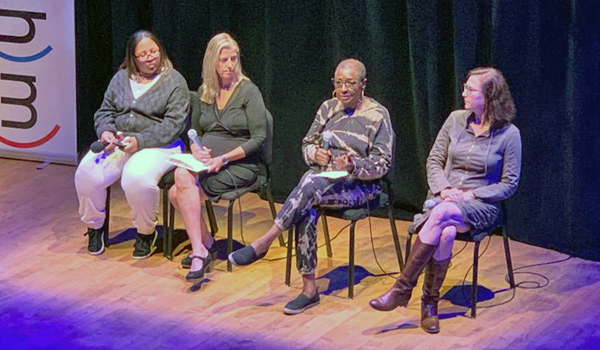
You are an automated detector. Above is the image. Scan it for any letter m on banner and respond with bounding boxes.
[0,1,77,165]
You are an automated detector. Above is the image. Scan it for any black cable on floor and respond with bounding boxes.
[456,235,572,310]
[263,221,351,262]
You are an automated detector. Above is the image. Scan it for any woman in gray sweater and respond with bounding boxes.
[75,30,189,259]
[370,67,521,334]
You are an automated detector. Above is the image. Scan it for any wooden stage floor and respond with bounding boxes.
[1,157,600,349]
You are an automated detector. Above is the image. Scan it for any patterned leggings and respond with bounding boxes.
[274,170,381,274]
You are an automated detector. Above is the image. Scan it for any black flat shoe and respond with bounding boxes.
[185,253,214,281]
[228,245,267,267]
[182,245,217,269]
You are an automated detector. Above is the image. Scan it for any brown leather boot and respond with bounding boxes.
[420,257,451,334]
[369,237,437,311]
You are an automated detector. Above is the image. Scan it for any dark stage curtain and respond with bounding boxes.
[75,0,600,261]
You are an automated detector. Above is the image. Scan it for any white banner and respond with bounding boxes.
[0,0,77,165]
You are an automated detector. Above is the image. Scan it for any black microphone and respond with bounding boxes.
[424,196,443,209]
[188,129,202,149]
[90,140,127,153]
[90,140,107,153]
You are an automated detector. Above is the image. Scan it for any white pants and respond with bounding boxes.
[74,146,181,234]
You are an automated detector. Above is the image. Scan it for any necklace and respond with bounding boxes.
[220,79,238,91]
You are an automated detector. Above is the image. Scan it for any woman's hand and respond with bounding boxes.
[204,156,224,173]
[191,143,211,163]
[314,148,332,166]
[440,188,464,201]
[440,188,476,201]
[100,131,118,152]
[333,153,354,172]
[121,136,139,154]
[463,191,476,201]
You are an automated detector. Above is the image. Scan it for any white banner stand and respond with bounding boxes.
[0,0,77,165]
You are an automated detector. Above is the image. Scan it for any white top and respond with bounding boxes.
[129,74,161,99]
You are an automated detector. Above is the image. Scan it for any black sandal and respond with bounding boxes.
[182,245,217,269]
[185,253,214,281]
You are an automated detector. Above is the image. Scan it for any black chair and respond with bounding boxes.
[163,102,285,267]
[102,91,196,259]
[103,166,175,257]
[284,144,405,299]
[202,108,286,272]
[404,201,516,318]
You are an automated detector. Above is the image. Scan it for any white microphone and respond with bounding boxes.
[425,196,443,209]
[322,130,333,150]
[188,129,202,149]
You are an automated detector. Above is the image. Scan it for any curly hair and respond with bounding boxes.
[468,67,516,129]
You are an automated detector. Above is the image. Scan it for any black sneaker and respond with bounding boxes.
[85,228,105,255]
[132,230,158,260]
[283,292,320,315]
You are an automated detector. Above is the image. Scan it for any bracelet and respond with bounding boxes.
[220,155,228,166]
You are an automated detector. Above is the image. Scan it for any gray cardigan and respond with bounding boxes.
[427,110,522,202]
[94,68,189,150]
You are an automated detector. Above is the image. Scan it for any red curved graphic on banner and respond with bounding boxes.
[0,124,61,148]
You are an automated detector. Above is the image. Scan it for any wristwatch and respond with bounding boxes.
[220,155,228,166]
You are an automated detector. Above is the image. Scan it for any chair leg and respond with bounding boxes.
[167,203,175,260]
[162,186,168,258]
[104,187,111,247]
[266,184,286,247]
[471,241,480,318]
[348,221,356,299]
[205,200,218,237]
[405,233,413,266]
[321,215,333,258]
[388,206,404,271]
[503,229,516,289]
[285,226,294,286]
[226,200,235,272]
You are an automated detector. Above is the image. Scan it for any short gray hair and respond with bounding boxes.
[335,59,367,80]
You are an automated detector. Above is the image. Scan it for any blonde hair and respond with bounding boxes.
[199,33,248,104]
[120,30,172,78]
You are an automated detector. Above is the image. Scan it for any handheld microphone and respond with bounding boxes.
[321,131,333,150]
[188,129,202,149]
[90,140,107,153]
[425,196,443,209]
[90,140,128,153]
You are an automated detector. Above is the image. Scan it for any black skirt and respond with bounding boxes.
[198,163,258,201]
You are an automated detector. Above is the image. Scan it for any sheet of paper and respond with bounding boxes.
[314,171,349,179]
[167,153,209,172]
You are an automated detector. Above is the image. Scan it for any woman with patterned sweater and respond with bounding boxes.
[229,59,394,315]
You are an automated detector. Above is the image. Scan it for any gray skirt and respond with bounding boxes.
[411,199,501,240]
[198,163,258,201]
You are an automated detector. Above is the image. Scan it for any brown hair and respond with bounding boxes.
[467,67,516,129]
[119,30,172,77]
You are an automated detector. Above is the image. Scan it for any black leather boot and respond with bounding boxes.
[420,257,451,334]
[369,237,437,311]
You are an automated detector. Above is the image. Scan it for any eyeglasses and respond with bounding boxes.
[332,78,361,89]
[463,83,481,95]
[135,48,160,62]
